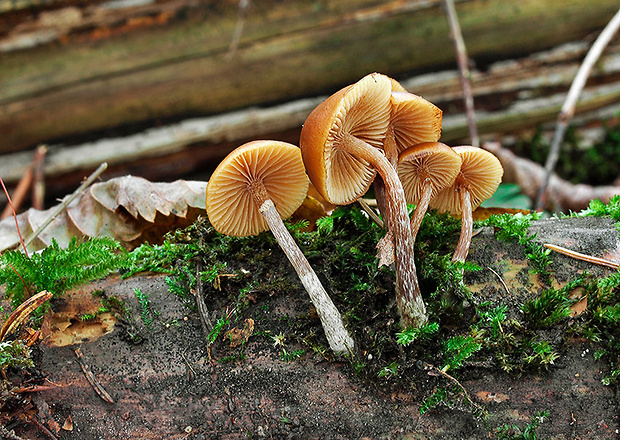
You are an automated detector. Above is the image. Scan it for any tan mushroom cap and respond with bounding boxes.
[390,91,443,154]
[397,142,462,205]
[431,146,504,217]
[300,73,392,205]
[206,140,309,237]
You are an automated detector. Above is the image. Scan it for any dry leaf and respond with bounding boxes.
[224,318,255,348]
[0,176,206,252]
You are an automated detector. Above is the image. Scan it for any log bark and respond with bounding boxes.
[0,0,617,153]
[7,216,620,439]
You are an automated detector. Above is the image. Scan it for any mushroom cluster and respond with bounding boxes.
[300,73,427,329]
[205,73,504,347]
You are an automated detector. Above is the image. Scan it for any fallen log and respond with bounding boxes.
[0,0,617,152]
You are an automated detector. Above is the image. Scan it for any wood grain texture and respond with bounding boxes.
[0,0,617,152]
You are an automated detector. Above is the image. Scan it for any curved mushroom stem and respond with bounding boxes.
[343,133,427,329]
[410,178,434,243]
[452,187,473,263]
[250,182,354,353]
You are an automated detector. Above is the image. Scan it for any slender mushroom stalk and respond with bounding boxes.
[374,81,443,265]
[206,140,354,354]
[431,146,503,262]
[398,142,462,242]
[300,73,427,329]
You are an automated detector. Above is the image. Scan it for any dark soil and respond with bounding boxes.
[5,213,620,439]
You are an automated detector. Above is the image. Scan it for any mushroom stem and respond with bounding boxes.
[250,182,354,353]
[342,133,427,328]
[410,178,434,243]
[452,187,473,263]
[373,123,398,227]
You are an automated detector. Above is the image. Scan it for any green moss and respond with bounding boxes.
[0,236,128,307]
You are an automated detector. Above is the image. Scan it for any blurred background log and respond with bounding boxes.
[0,0,619,204]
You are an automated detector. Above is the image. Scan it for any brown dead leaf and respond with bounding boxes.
[473,207,533,221]
[62,415,74,431]
[224,318,255,348]
[475,391,510,403]
[0,177,206,252]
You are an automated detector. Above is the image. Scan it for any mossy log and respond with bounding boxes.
[8,215,619,439]
[0,0,617,153]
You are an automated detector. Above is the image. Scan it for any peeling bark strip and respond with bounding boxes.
[0,0,617,152]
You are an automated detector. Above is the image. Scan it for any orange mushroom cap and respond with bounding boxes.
[206,140,309,237]
[397,142,462,205]
[300,73,392,205]
[431,146,504,217]
[390,92,443,154]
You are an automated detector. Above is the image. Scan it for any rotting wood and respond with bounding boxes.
[0,0,617,152]
[3,37,620,173]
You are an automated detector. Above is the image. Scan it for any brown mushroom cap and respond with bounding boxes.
[206,140,309,237]
[300,73,392,205]
[389,91,443,154]
[397,142,462,205]
[431,146,504,216]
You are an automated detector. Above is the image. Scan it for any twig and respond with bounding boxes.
[74,348,115,404]
[0,177,29,257]
[24,414,59,440]
[536,8,620,210]
[442,0,479,148]
[0,424,25,440]
[195,259,214,340]
[23,162,107,248]
[358,198,384,228]
[1,146,48,220]
[226,0,250,60]
[545,243,619,270]
[487,267,510,294]
[426,363,485,415]
[32,145,48,211]
[0,169,32,221]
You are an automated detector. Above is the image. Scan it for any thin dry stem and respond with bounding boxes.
[545,243,619,270]
[23,162,107,248]
[0,177,28,257]
[409,178,433,243]
[442,0,479,148]
[452,188,473,262]
[536,8,620,210]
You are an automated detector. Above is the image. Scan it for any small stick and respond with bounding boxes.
[23,163,107,248]
[487,267,510,295]
[24,414,59,440]
[195,259,214,339]
[0,169,32,221]
[426,363,485,415]
[32,145,48,211]
[74,348,115,404]
[0,424,25,440]
[226,0,250,59]
[442,0,479,148]
[536,8,620,211]
[0,177,29,257]
[1,146,48,219]
[358,198,384,228]
[545,243,619,270]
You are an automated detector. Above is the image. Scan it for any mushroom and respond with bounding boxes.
[300,73,427,329]
[384,84,443,168]
[397,142,462,242]
[206,140,354,353]
[374,81,443,265]
[430,146,504,262]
